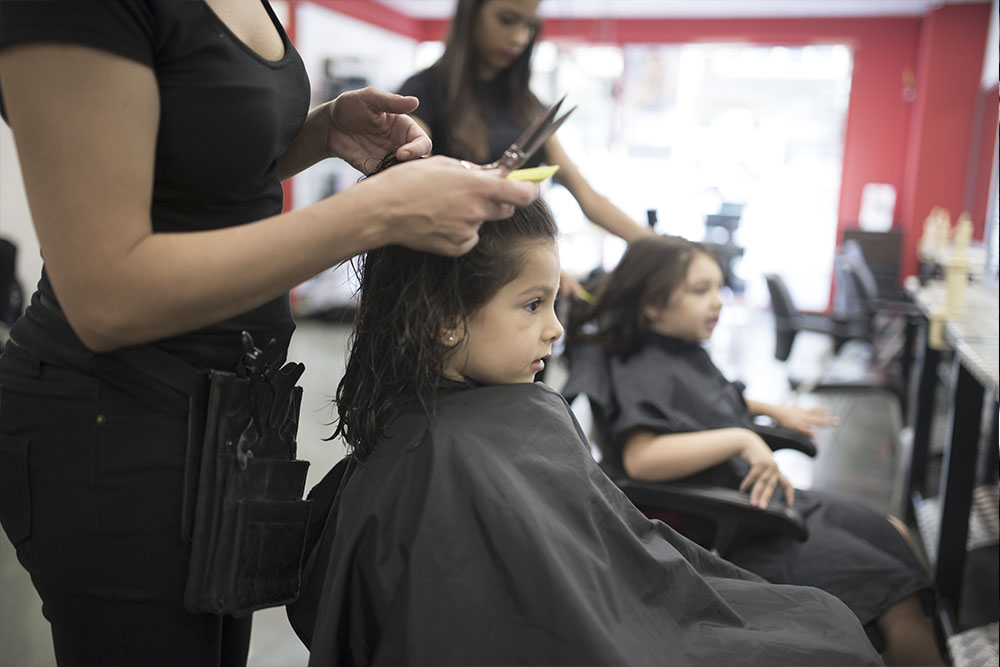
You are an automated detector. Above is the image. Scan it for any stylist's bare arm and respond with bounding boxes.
[0,46,536,352]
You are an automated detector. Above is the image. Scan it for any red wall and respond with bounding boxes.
[421,8,992,282]
[898,3,992,278]
[971,84,999,234]
[310,2,995,282]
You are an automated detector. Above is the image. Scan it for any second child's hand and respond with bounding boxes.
[736,430,796,509]
[771,404,839,438]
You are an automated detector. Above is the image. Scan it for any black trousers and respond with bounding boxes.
[0,342,252,666]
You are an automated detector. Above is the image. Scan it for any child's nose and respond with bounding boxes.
[545,310,564,342]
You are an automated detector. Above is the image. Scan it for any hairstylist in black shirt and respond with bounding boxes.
[398,0,653,297]
[0,1,537,665]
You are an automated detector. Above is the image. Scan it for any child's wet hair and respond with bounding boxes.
[566,235,719,358]
[334,167,558,458]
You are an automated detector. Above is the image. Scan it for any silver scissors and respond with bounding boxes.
[476,94,576,175]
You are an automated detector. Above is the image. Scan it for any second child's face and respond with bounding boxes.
[445,240,563,385]
[473,0,541,80]
[644,253,724,343]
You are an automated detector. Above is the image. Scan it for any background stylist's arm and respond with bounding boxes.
[544,134,649,243]
[0,45,536,353]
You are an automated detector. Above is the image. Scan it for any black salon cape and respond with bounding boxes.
[289,382,880,667]
[563,334,933,629]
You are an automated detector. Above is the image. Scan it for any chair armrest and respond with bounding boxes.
[751,424,817,457]
[871,298,923,317]
[616,476,808,557]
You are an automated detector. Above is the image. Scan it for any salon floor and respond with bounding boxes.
[0,299,992,666]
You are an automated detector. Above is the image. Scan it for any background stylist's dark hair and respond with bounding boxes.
[334,187,558,459]
[436,0,543,162]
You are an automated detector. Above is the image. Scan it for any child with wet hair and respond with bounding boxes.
[289,200,880,666]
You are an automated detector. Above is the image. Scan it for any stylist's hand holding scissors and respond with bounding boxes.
[358,156,539,257]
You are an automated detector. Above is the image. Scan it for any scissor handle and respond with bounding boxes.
[489,148,527,174]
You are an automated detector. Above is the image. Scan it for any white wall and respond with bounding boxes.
[291,2,419,210]
[0,122,41,295]
[982,0,999,87]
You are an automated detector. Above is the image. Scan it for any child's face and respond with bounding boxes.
[444,240,563,385]
[644,253,724,343]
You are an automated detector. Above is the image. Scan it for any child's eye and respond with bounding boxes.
[524,299,542,313]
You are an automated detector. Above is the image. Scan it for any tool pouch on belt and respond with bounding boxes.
[94,331,312,617]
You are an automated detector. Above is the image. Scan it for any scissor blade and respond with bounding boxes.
[510,94,566,151]
[518,105,575,166]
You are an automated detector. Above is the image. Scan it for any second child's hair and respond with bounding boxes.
[566,235,717,357]
[334,197,558,459]
[436,0,543,162]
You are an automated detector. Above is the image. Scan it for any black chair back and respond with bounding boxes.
[764,273,800,361]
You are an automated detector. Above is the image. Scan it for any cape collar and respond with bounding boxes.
[645,331,704,353]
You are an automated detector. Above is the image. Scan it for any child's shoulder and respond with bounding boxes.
[371,383,584,468]
[433,382,579,448]
[437,382,569,422]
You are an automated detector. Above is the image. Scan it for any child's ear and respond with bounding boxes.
[440,319,465,348]
[641,302,663,323]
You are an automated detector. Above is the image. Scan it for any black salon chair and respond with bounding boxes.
[840,240,922,341]
[766,271,912,406]
[764,272,866,362]
[562,343,811,558]
[704,213,746,293]
[0,238,25,348]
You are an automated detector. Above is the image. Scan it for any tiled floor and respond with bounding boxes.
[0,300,984,666]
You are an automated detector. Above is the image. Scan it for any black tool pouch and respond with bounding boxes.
[94,332,312,617]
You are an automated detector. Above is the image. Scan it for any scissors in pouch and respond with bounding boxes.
[467,94,575,182]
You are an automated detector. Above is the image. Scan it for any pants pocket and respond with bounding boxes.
[0,435,31,546]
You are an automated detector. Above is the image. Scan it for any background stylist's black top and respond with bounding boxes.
[0,0,310,373]
[398,65,544,169]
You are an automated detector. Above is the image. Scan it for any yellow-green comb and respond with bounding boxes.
[507,165,560,182]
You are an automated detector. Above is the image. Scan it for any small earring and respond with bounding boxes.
[447,335,455,343]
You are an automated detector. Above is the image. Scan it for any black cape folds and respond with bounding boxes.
[563,335,933,630]
[289,382,880,666]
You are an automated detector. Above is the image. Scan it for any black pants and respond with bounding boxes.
[0,342,252,666]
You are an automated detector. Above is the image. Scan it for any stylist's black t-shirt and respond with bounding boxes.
[398,65,544,169]
[0,0,310,373]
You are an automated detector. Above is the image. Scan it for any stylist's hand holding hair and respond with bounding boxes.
[279,84,537,258]
[278,87,431,179]
[360,155,536,256]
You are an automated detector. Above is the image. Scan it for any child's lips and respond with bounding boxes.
[531,355,550,371]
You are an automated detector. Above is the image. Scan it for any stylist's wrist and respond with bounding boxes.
[350,176,398,248]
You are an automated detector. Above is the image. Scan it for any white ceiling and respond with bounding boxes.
[375,0,989,20]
